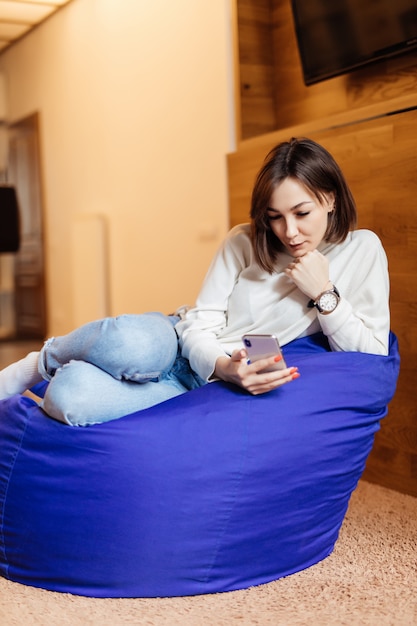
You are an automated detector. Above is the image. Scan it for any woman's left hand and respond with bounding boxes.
[214,350,299,395]
[284,250,331,300]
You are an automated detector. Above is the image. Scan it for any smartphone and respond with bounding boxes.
[242,334,287,372]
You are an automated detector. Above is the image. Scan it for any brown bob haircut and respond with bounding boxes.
[250,137,357,273]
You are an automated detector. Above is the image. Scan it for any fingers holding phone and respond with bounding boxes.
[240,335,299,393]
[214,334,299,393]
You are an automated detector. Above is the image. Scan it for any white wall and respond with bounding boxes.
[0,0,233,335]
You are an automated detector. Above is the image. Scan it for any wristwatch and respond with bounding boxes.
[308,285,340,315]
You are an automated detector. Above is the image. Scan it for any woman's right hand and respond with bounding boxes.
[214,349,299,395]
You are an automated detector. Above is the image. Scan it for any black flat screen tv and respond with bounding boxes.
[0,187,20,253]
[290,0,417,86]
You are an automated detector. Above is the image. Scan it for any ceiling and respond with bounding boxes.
[0,0,73,53]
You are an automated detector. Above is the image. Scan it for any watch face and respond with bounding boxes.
[318,292,338,312]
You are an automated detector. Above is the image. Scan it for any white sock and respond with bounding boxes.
[0,351,42,399]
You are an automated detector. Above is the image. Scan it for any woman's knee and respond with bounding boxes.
[108,313,179,380]
[41,361,92,426]
[41,360,129,427]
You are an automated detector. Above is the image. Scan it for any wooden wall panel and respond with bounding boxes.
[236,0,277,139]
[314,115,417,497]
[227,108,417,497]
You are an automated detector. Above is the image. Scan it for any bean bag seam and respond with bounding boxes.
[201,397,251,583]
[0,402,31,577]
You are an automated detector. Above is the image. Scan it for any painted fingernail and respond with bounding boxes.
[292,372,300,380]
[290,367,298,373]
[274,355,282,362]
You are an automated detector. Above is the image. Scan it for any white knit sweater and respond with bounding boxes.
[176,224,390,382]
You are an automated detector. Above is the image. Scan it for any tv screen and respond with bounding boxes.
[0,187,20,253]
[290,0,417,86]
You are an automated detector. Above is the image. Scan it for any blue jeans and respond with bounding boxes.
[38,313,205,426]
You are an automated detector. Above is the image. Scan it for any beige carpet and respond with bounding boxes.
[0,480,416,626]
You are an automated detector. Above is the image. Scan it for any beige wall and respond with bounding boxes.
[0,0,233,335]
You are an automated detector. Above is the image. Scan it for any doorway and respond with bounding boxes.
[7,112,47,339]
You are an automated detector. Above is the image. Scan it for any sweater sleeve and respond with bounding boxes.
[318,231,390,355]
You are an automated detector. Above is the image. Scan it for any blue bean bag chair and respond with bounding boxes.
[0,333,399,598]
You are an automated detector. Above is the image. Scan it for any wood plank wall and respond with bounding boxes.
[230,0,417,497]
[237,0,277,140]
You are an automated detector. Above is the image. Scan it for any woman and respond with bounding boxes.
[0,138,390,425]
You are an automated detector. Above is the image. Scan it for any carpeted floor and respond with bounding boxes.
[0,479,416,626]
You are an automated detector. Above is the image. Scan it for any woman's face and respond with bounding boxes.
[267,177,334,258]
